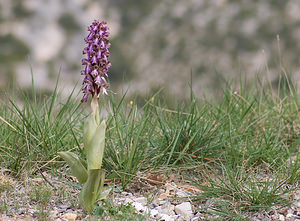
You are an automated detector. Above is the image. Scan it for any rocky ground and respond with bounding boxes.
[0,168,299,221]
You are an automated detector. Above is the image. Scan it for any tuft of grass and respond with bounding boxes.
[191,164,294,219]
[0,79,84,175]
[29,184,53,206]
[104,94,157,187]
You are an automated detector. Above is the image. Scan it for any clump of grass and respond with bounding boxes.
[29,184,52,206]
[0,77,84,176]
[104,94,158,187]
[29,184,53,221]
[192,164,295,219]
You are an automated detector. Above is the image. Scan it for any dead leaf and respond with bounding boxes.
[145,173,164,185]
[177,184,202,193]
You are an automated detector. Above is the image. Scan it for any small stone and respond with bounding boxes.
[32,177,43,183]
[133,201,146,213]
[162,204,175,216]
[293,200,300,208]
[62,213,77,221]
[173,215,184,221]
[176,190,189,198]
[294,190,300,200]
[156,206,162,213]
[49,210,59,219]
[159,213,172,221]
[17,208,25,215]
[175,202,193,219]
[277,207,288,215]
[158,199,167,205]
[134,196,147,205]
[150,209,159,218]
[159,192,169,200]
[278,214,285,221]
[28,208,39,215]
[1,215,10,221]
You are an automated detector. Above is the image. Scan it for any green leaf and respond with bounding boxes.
[83,111,99,155]
[98,187,111,201]
[58,151,88,184]
[79,169,105,213]
[87,120,106,169]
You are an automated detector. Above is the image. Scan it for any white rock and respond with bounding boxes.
[150,209,159,218]
[174,202,193,219]
[278,214,285,221]
[62,213,77,221]
[293,200,300,207]
[294,190,300,200]
[174,215,184,221]
[159,213,172,221]
[162,204,175,216]
[133,201,146,213]
[1,215,10,221]
[176,190,189,198]
[158,199,167,205]
[49,210,58,219]
[134,196,148,205]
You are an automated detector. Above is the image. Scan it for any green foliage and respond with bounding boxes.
[58,151,88,184]
[59,97,108,213]
[104,94,157,187]
[29,185,52,207]
[192,164,294,219]
[0,76,83,175]
[94,199,145,221]
[0,73,299,218]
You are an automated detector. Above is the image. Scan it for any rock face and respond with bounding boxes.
[1,0,300,98]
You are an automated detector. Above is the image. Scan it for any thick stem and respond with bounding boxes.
[91,95,99,115]
[90,95,100,124]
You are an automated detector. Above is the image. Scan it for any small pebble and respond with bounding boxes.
[133,201,146,213]
[62,212,77,221]
[134,196,147,205]
[175,202,193,219]
[159,213,172,221]
[150,209,159,218]
[278,214,285,221]
[16,209,25,215]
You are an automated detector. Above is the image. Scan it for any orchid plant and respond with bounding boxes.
[58,20,111,213]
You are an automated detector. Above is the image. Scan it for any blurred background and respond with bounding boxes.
[0,0,299,100]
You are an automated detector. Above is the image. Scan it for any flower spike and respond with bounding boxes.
[81,20,111,102]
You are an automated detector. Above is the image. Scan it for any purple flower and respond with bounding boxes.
[81,20,111,102]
